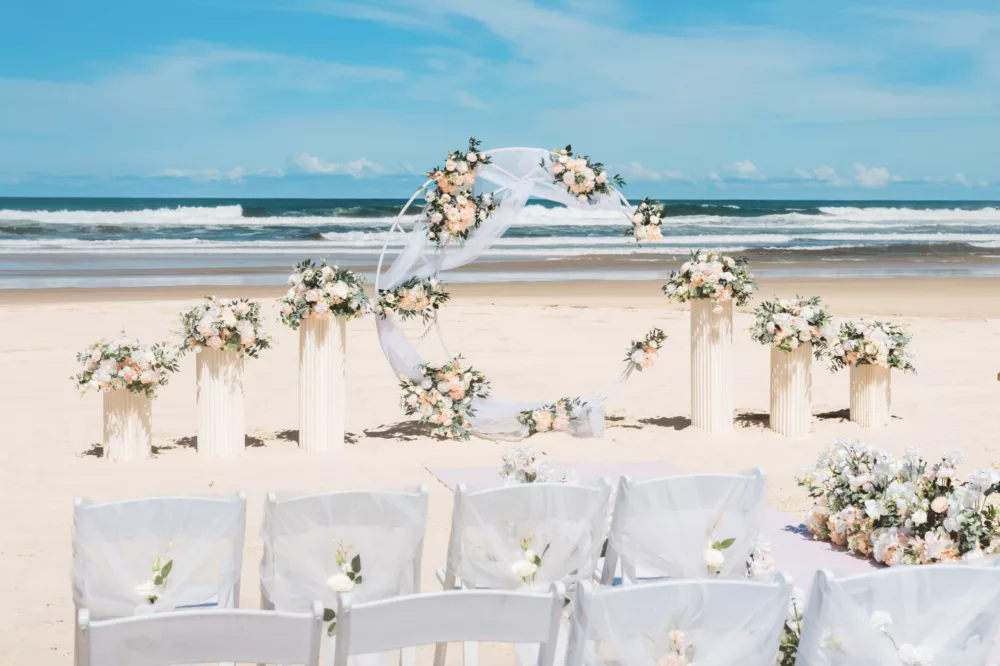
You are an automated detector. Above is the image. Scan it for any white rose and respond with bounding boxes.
[511,559,538,580]
[327,573,355,593]
[90,349,102,362]
[135,580,158,600]
[911,510,927,526]
[596,172,607,183]
[632,213,643,223]
[457,161,469,174]
[703,547,725,569]
[445,160,457,171]
[523,549,536,561]
[431,212,443,223]
[931,496,949,513]
[466,152,478,162]
[870,610,893,630]
[898,644,932,666]
[330,281,350,299]
[630,349,646,365]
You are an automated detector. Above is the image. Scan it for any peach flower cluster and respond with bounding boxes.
[423,137,497,245]
[73,336,179,399]
[625,328,667,371]
[178,296,272,359]
[547,145,625,203]
[376,276,450,324]
[662,250,757,311]
[399,356,491,440]
[829,319,915,373]
[630,198,665,243]
[278,259,368,329]
[517,397,585,436]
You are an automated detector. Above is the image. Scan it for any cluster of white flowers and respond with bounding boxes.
[750,296,836,356]
[546,145,624,203]
[498,446,579,485]
[624,328,667,371]
[376,276,450,323]
[662,250,757,310]
[278,259,369,329]
[73,336,179,399]
[424,138,496,245]
[829,319,915,373]
[512,534,546,583]
[657,630,695,666]
[630,198,664,243]
[135,555,172,604]
[399,356,491,440]
[178,296,272,358]
[517,397,586,436]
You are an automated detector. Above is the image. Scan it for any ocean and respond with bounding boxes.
[1,197,999,288]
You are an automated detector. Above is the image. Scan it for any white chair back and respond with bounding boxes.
[797,565,1000,666]
[259,487,429,612]
[567,575,791,666]
[76,602,323,666]
[72,493,246,618]
[334,585,566,666]
[601,470,765,583]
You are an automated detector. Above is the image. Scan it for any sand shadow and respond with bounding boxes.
[80,442,104,458]
[245,435,266,448]
[364,421,432,441]
[815,408,850,421]
[274,429,360,445]
[151,435,197,456]
[735,411,770,429]
[638,416,692,431]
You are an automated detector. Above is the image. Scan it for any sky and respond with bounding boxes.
[1,0,999,199]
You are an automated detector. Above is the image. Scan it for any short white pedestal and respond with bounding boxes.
[196,348,245,457]
[298,316,347,453]
[770,344,812,438]
[102,390,152,461]
[690,299,734,433]
[850,364,892,428]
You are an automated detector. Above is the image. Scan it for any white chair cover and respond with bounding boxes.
[568,577,791,666]
[605,470,766,582]
[72,493,246,619]
[797,566,1000,666]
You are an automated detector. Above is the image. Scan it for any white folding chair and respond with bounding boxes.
[600,470,765,584]
[334,585,566,666]
[797,565,1000,666]
[566,575,791,666]
[76,602,323,666]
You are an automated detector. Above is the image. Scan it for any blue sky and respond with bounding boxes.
[2,0,999,199]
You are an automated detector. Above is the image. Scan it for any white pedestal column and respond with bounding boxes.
[770,344,812,438]
[102,390,152,461]
[850,364,892,428]
[298,316,347,453]
[690,299,734,433]
[196,348,245,457]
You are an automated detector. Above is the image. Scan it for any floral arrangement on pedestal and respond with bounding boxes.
[499,446,579,485]
[829,320,915,373]
[424,137,497,245]
[629,198,664,243]
[545,145,625,203]
[376,276,450,323]
[624,328,667,371]
[517,397,587,435]
[73,336,179,398]
[399,356,491,440]
[750,296,836,357]
[797,438,1000,565]
[178,296,272,358]
[278,259,369,329]
[662,250,757,311]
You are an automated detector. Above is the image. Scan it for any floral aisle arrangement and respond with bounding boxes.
[798,438,1000,565]
[376,276,450,323]
[624,328,667,371]
[73,337,179,398]
[517,397,587,435]
[178,296,272,358]
[513,533,549,583]
[829,320,916,373]
[750,296,836,357]
[629,198,664,243]
[662,250,757,311]
[323,545,362,635]
[424,137,497,245]
[399,356,491,440]
[545,145,625,203]
[136,555,173,604]
[499,446,579,485]
[278,259,369,328]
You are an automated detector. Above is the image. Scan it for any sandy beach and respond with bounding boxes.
[2,277,1000,663]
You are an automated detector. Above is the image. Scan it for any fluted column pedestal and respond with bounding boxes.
[298,316,347,452]
[103,390,152,460]
[196,348,245,457]
[770,344,812,438]
[850,364,891,428]
[690,299,733,433]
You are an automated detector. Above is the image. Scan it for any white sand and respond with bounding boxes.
[1,278,999,663]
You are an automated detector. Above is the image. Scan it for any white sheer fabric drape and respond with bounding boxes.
[797,566,1000,666]
[72,494,246,619]
[375,147,634,441]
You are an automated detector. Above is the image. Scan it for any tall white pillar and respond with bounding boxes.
[850,364,892,428]
[196,348,245,457]
[298,316,347,452]
[770,343,812,438]
[690,299,734,433]
[102,390,152,461]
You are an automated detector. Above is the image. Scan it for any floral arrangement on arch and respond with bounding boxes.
[424,137,497,245]
[545,145,625,203]
[750,296,836,357]
[662,250,757,311]
[376,276,450,323]
[278,259,369,329]
[625,328,667,371]
[629,198,664,243]
[399,356,491,440]
[798,438,1000,566]
[72,336,179,399]
[178,296,272,358]
[829,320,915,373]
[517,397,587,436]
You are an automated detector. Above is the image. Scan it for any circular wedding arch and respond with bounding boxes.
[375,146,641,441]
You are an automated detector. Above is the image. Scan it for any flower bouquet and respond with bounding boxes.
[624,328,667,372]
[829,320,915,373]
[399,356,491,440]
[629,198,664,243]
[517,397,586,436]
[178,296,272,358]
[73,336,179,399]
[424,137,497,245]
[278,259,369,328]
[323,545,362,635]
[750,296,835,358]
[376,276,450,323]
[545,145,625,203]
[499,446,555,484]
[662,250,756,310]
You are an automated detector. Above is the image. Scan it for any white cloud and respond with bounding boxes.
[853,163,900,189]
[292,154,386,177]
[161,167,285,182]
[455,90,490,110]
[621,161,691,182]
[724,160,765,180]
[794,165,850,187]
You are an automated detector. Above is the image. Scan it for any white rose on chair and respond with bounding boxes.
[704,537,734,573]
[327,573,355,593]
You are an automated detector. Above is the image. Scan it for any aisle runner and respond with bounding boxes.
[425,461,878,590]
